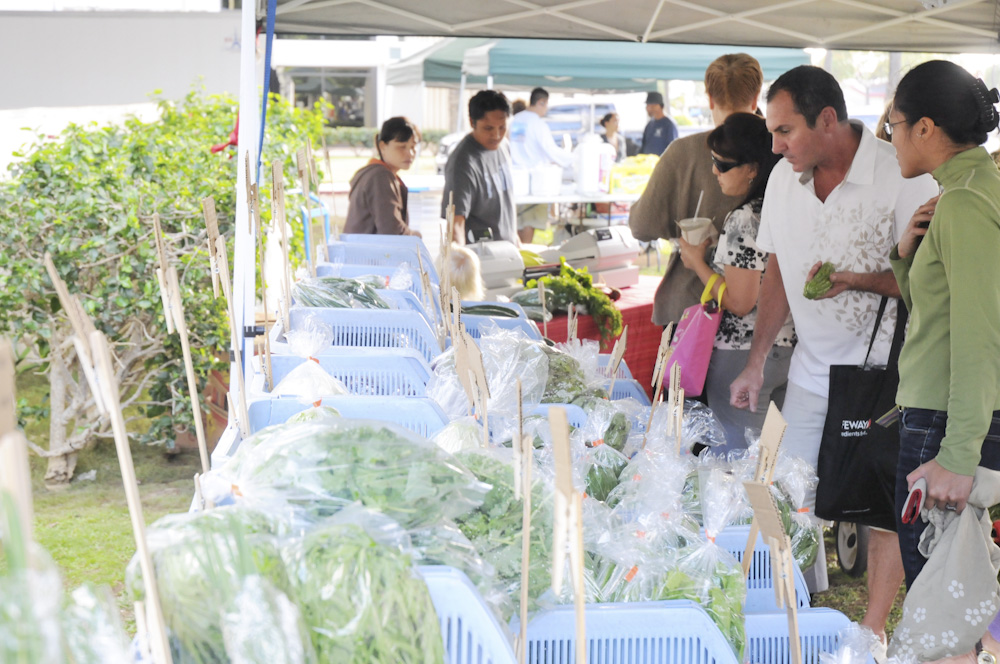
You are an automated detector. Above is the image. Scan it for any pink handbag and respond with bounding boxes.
[664,275,726,397]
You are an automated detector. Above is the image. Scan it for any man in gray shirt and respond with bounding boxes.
[441,90,518,245]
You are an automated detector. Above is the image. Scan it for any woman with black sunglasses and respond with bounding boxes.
[677,112,794,452]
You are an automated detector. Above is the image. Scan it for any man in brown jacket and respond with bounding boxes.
[628,54,764,327]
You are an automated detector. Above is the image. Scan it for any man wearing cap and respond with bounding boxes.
[639,91,678,155]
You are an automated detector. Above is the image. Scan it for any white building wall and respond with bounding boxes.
[0,10,241,109]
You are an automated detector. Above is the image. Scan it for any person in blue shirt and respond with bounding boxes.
[640,91,679,155]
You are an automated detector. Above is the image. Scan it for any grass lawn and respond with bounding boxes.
[10,370,202,631]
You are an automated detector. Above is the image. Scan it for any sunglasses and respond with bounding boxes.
[711,155,744,173]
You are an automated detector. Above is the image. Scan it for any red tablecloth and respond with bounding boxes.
[544,275,661,399]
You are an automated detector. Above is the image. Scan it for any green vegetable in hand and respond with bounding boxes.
[803,262,836,299]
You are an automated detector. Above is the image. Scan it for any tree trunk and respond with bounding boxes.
[44,330,77,489]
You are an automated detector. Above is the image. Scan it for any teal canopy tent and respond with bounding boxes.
[461,39,810,90]
[388,38,808,90]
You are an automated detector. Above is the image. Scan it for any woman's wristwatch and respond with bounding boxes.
[977,640,997,664]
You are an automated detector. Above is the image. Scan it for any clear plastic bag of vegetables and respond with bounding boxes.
[452,448,554,621]
[671,466,747,659]
[281,521,445,664]
[273,316,350,402]
[540,343,608,405]
[820,623,884,664]
[292,275,391,309]
[431,415,486,455]
[555,338,604,392]
[576,398,635,454]
[221,574,317,664]
[0,546,65,664]
[125,506,295,664]
[211,418,488,530]
[582,442,629,505]
[427,322,549,421]
[510,287,554,322]
[61,584,131,664]
[772,454,822,570]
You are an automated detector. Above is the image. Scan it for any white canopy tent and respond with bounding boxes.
[222,0,999,440]
[265,0,1000,54]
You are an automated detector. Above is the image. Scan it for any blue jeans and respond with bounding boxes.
[895,407,1000,589]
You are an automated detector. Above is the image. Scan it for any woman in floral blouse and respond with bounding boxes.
[678,112,795,453]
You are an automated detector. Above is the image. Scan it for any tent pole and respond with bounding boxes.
[456,72,467,133]
[232,0,259,438]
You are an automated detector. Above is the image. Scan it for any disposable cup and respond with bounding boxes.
[677,217,718,245]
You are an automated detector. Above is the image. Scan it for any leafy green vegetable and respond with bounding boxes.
[126,507,293,664]
[461,304,519,318]
[585,446,628,504]
[221,418,488,529]
[453,451,553,621]
[283,523,444,664]
[525,259,623,344]
[541,345,608,404]
[292,276,390,309]
[803,262,836,299]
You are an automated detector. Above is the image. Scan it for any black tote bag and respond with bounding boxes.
[814,297,907,531]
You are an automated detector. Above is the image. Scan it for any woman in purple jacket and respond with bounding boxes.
[344,117,422,237]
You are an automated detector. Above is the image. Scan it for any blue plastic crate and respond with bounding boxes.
[257,349,431,397]
[482,404,588,442]
[608,378,651,406]
[521,599,740,664]
[326,241,441,284]
[460,314,542,341]
[597,354,635,381]
[339,233,436,280]
[244,396,448,439]
[317,263,442,321]
[419,566,518,664]
[270,307,443,364]
[713,525,811,612]
[745,608,855,664]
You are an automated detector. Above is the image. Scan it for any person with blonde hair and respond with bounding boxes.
[629,53,765,329]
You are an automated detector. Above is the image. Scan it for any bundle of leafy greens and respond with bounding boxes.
[126,506,302,664]
[0,492,65,664]
[292,276,389,309]
[216,418,488,530]
[453,450,553,621]
[541,344,608,405]
[282,522,444,664]
[523,259,623,344]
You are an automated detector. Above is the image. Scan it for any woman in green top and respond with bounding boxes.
[889,59,1000,648]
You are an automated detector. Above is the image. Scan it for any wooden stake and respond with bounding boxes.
[202,197,221,299]
[256,219,274,392]
[445,192,456,247]
[607,325,628,398]
[244,152,256,235]
[89,331,173,664]
[296,147,316,277]
[517,430,533,664]
[539,281,549,339]
[642,325,674,447]
[1,338,33,549]
[549,406,586,664]
[744,480,801,664]
[151,214,174,334]
[567,303,578,342]
[0,338,15,437]
[215,236,250,438]
[743,403,788,579]
[165,266,210,474]
[272,161,293,332]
